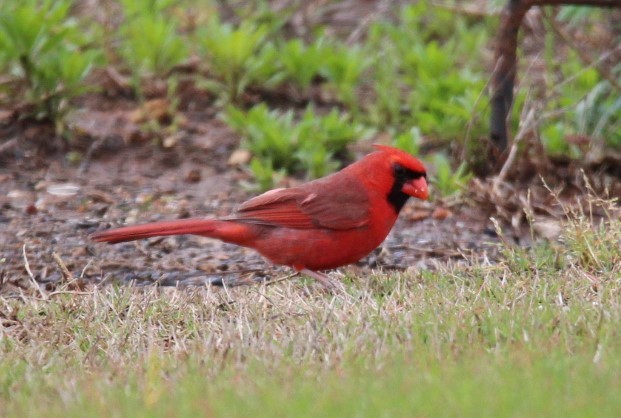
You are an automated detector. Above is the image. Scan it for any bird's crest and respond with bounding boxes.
[372,144,426,174]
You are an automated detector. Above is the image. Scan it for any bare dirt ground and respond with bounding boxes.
[0,109,504,294]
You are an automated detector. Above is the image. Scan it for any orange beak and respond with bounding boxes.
[402,177,429,200]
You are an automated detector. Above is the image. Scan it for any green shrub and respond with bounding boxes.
[117,0,188,93]
[365,2,490,141]
[394,127,423,156]
[0,0,101,123]
[277,38,325,93]
[428,153,473,199]
[224,104,367,189]
[320,42,370,110]
[539,48,620,157]
[198,18,280,102]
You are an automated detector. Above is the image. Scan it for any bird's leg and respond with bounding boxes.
[299,268,340,290]
[377,241,392,262]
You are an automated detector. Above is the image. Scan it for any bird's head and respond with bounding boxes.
[373,144,429,210]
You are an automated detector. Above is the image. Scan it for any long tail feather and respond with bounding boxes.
[90,218,219,244]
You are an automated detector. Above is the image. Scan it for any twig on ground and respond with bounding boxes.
[0,138,17,154]
[77,136,106,176]
[52,252,75,283]
[264,272,298,287]
[22,244,47,300]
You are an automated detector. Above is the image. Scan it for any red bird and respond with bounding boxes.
[90,145,428,287]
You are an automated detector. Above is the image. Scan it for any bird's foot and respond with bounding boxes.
[299,268,343,291]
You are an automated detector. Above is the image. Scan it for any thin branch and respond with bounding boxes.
[52,252,75,283]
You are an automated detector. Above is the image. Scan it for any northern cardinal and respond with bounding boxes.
[90,145,428,288]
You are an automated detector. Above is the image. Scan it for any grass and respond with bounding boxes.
[2,197,621,417]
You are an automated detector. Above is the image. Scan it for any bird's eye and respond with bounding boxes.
[393,164,406,177]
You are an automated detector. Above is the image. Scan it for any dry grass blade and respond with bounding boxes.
[22,244,47,300]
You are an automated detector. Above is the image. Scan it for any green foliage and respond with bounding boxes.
[320,42,370,110]
[119,16,187,77]
[540,50,621,157]
[557,6,604,26]
[394,127,422,156]
[561,206,621,272]
[118,0,180,17]
[428,153,473,198]
[198,18,280,102]
[276,38,325,92]
[365,2,490,141]
[224,104,366,189]
[574,81,621,147]
[270,36,369,104]
[0,0,101,122]
[224,104,298,172]
[365,42,404,128]
[248,158,286,192]
[118,0,188,89]
[540,123,578,158]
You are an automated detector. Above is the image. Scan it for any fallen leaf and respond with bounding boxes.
[432,207,453,220]
[228,149,252,166]
[185,169,202,183]
[130,98,171,124]
[163,131,185,148]
[408,210,431,222]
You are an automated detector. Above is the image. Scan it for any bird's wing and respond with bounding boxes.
[228,175,370,230]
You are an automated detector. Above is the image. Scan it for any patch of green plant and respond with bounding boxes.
[560,204,621,273]
[364,2,490,141]
[231,0,290,34]
[117,0,189,93]
[400,41,487,142]
[578,81,620,145]
[272,35,371,104]
[0,0,101,125]
[246,158,286,193]
[398,0,494,43]
[198,18,281,103]
[557,5,605,26]
[319,42,370,111]
[224,104,367,189]
[364,41,405,128]
[540,49,620,157]
[118,0,181,18]
[540,123,580,158]
[393,127,423,156]
[276,38,326,94]
[224,104,298,172]
[499,237,564,277]
[428,153,473,199]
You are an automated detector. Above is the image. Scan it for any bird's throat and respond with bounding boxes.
[387,183,410,213]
